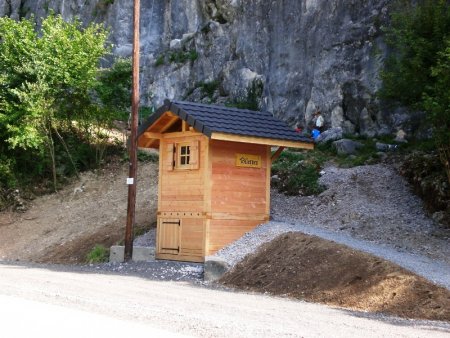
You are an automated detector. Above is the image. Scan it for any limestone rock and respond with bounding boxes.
[204,256,230,281]
[315,127,343,144]
[376,142,398,152]
[333,139,364,155]
[169,39,182,50]
[331,106,344,129]
[5,0,429,137]
[395,129,408,143]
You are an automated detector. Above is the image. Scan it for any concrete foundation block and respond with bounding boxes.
[204,256,230,282]
[109,246,155,263]
[109,245,124,263]
[132,246,155,262]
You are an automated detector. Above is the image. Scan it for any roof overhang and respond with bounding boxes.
[137,100,314,150]
[137,109,180,148]
[210,132,314,149]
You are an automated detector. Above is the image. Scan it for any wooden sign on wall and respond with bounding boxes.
[235,153,262,168]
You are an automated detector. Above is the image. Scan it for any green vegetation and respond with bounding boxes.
[227,79,264,111]
[154,55,165,67]
[154,49,198,67]
[380,0,450,182]
[86,244,109,263]
[95,57,132,121]
[168,49,198,64]
[319,136,392,168]
[199,80,220,99]
[93,0,114,17]
[139,106,155,122]
[272,150,326,196]
[0,14,130,200]
[272,136,399,196]
[137,150,159,163]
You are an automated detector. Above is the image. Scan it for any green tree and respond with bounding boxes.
[381,0,450,182]
[0,14,111,190]
[95,57,132,121]
[423,40,450,181]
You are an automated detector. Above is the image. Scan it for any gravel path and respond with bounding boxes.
[215,164,450,289]
[1,263,449,337]
[214,221,450,290]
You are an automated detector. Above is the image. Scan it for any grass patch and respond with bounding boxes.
[315,136,395,168]
[169,49,198,64]
[86,244,109,263]
[155,49,198,67]
[199,80,220,99]
[154,55,165,67]
[226,79,264,111]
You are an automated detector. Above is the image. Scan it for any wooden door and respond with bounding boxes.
[158,218,180,255]
[179,218,204,256]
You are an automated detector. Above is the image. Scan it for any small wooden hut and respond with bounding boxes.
[137,100,313,262]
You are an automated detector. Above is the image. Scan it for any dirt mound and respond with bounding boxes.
[220,232,450,322]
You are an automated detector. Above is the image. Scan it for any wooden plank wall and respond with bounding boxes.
[207,140,270,255]
[157,132,209,262]
[159,133,207,213]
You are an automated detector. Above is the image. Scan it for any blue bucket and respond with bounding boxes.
[311,129,320,140]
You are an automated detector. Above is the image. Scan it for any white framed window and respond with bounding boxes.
[165,140,199,171]
[177,143,191,168]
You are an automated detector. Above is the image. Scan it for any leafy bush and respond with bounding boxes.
[0,14,129,194]
[0,156,16,188]
[272,151,325,196]
[381,0,450,183]
[86,244,109,263]
[399,151,449,226]
[139,106,155,122]
[318,137,385,168]
[95,58,132,121]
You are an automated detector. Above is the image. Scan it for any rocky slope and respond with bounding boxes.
[1,0,413,136]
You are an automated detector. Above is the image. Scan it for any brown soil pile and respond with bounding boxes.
[220,232,450,322]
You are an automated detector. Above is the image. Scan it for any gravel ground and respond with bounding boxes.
[215,221,450,289]
[84,261,204,282]
[215,164,450,289]
[133,228,156,247]
[272,164,449,263]
[86,163,449,289]
[74,228,204,283]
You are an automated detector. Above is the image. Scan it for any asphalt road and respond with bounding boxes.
[0,263,448,338]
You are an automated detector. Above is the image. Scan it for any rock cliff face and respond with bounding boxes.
[1,0,397,136]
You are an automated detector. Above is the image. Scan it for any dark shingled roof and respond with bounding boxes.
[138,100,312,144]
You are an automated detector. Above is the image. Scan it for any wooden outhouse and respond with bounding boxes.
[137,100,313,262]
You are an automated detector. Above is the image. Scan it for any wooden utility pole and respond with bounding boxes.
[124,0,140,261]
